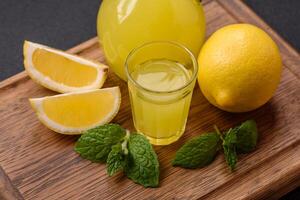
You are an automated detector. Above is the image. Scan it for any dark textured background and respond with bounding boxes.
[245,0,300,51]
[0,0,299,199]
[0,0,101,80]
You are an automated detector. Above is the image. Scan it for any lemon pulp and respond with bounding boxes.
[33,49,98,87]
[43,90,115,127]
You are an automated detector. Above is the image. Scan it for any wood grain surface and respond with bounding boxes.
[0,166,24,200]
[0,0,299,199]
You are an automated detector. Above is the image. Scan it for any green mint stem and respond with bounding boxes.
[121,130,130,155]
[213,125,224,141]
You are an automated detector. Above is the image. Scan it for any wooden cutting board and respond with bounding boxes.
[0,0,299,199]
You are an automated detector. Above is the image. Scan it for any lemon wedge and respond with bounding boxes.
[30,87,121,134]
[24,41,108,93]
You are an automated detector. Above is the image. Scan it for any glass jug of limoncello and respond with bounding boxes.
[97,0,206,80]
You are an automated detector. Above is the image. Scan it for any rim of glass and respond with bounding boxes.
[125,41,198,94]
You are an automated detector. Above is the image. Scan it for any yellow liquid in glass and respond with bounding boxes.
[128,59,193,145]
[97,0,206,80]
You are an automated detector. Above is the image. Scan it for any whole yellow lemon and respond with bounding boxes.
[198,24,282,112]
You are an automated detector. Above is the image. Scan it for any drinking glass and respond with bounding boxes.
[125,41,198,145]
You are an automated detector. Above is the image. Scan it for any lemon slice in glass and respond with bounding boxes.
[24,41,108,93]
[30,87,121,134]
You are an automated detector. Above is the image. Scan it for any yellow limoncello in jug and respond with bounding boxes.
[97,0,206,80]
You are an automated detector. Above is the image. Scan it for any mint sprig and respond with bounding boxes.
[173,120,258,171]
[74,124,159,188]
[74,124,126,162]
[75,120,257,188]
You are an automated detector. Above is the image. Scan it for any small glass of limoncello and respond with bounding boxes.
[126,41,198,145]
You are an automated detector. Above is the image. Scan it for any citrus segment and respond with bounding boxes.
[32,49,98,87]
[30,87,121,134]
[24,41,108,93]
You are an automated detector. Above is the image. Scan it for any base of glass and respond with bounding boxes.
[137,130,184,145]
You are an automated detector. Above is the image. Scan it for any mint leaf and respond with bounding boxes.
[125,133,159,188]
[235,120,258,153]
[223,128,238,171]
[107,143,127,176]
[172,132,221,169]
[74,124,126,162]
[221,120,258,171]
